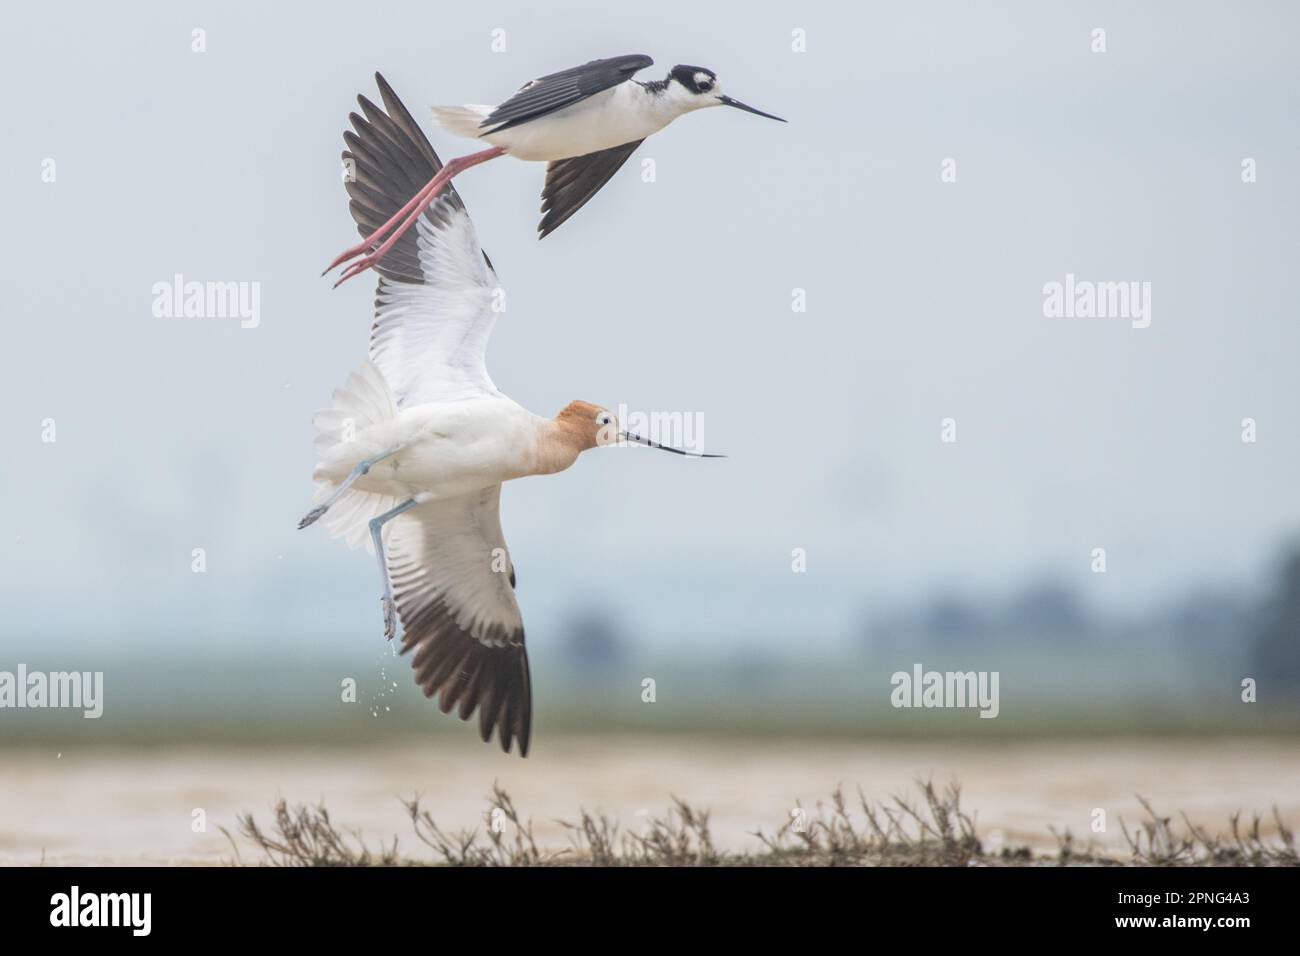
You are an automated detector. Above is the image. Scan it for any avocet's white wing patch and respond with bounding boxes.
[369,201,502,406]
[387,485,531,756]
[343,74,503,408]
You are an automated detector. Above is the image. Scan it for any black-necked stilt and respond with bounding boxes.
[302,76,723,756]
[324,57,785,286]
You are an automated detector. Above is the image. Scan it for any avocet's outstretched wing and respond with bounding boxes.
[343,73,501,407]
[480,54,653,134]
[387,486,531,757]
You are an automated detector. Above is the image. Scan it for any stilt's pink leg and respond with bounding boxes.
[325,146,506,285]
[321,175,443,275]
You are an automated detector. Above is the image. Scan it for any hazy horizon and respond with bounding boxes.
[5,1,1300,660]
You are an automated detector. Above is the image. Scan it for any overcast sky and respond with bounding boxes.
[4,1,1299,659]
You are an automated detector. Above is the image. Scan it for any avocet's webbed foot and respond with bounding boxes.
[297,448,400,531]
[382,593,397,641]
[297,505,328,530]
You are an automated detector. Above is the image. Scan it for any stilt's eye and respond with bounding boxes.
[693,73,714,93]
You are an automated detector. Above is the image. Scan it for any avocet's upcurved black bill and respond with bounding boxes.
[718,95,786,122]
[621,432,726,458]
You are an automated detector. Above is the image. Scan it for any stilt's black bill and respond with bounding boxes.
[718,95,786,122]
[622,432,726,458]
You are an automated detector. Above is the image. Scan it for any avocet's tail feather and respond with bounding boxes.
[309,361,400,553]
[312,360,397,450]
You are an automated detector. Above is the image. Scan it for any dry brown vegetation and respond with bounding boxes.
[224,781,1297,867]
[1117,795,1297,866]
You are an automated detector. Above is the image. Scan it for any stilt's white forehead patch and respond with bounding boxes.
[693,71,713,88]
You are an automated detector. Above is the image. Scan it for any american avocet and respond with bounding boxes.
[323,56,784,285]
[301,75,722,756]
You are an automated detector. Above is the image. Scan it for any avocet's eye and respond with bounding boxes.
[596,413,612,426]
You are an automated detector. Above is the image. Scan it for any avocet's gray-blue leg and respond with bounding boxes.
[297,447,400,530]
[370,497,422,639]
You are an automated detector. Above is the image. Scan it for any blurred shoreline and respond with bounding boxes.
[3,736,1297,866]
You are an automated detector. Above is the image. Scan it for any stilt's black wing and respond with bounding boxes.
[481,54,653,134]
[537,139,644,239]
